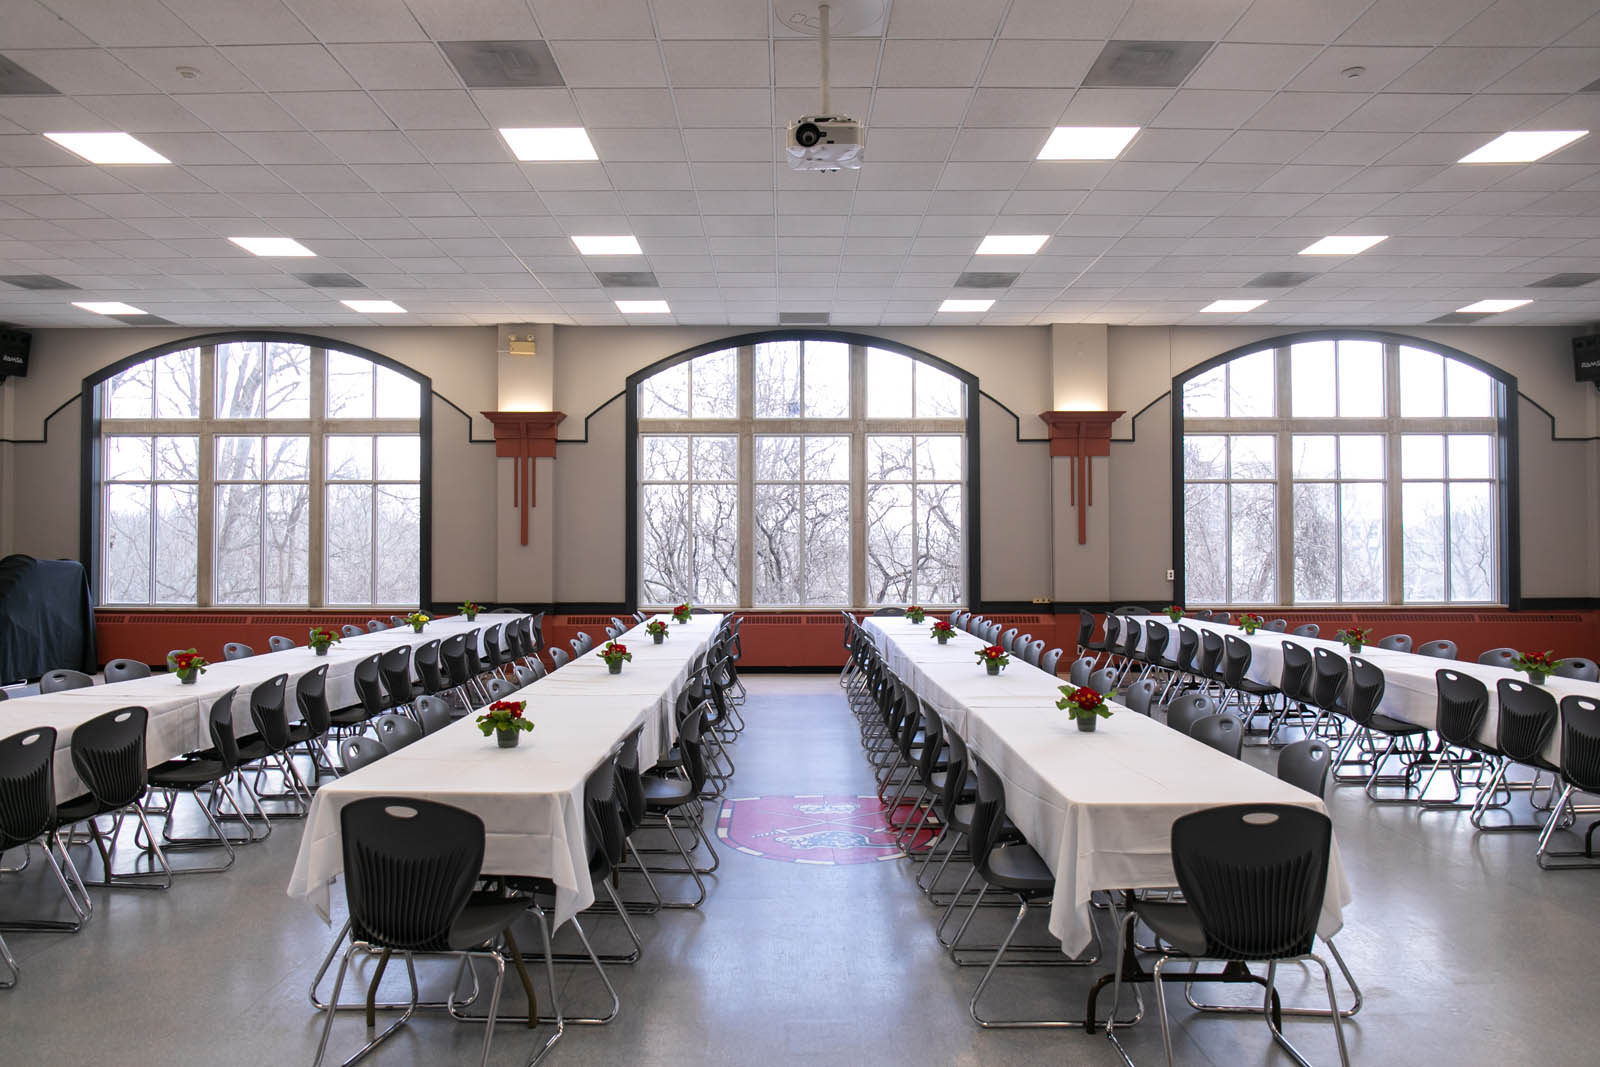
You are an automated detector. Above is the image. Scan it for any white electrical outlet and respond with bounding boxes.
[1166,569,1175,581]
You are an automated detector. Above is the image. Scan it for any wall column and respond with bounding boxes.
[1047,324,1118,603]
[489,324,559,604]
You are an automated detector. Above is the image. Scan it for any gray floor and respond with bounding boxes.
[3,674,1596,1065]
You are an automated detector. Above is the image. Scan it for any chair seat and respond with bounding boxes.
[1130,900,1208,957]
[148,757,228,788]
[329,706,372,727]
[1236,679,1278,696]
[54,792,112,824]
[949,803,1013,838]
[642,776,695,809]
[446,898,529,951]
[286,722,323,745]
[982,842,1054,894]
[1370,713,1428,736]
[232,737,275,763]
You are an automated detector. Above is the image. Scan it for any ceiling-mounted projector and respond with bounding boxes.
[785,3,864,172]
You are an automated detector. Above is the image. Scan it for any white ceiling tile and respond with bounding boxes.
[402,0,540,38]
[870,89,974,128]
[528,0,653,38]
[653,0,769,39]
[227,131,342,164]
[1243,92,1366,131]
[775,87,872,121]
[324,43,460,91]
[472,89,582,127]
[1186,44,1322,90]
[276,91,396,132]
[550,41,668,88]
[39,0,205,47]
[570,89,676,128]
[673,89,772,127]
[965,88,1072,127]
[1447,0,1597,47]
[607,161,692,190]
[1375,131,1491,165]
[1387,47,1539,93]
[1212,129,1322,163]
[1151,90,1272,129]
[316,131,425,164]
[586,129,686,162]
[347,164,449,191]
[519,161,613,190]
[878,41,990,88]
[1293,131,1409,165]
[662,41,772,87]
[888,0,1007,38]
[5,50,154,95]
[1058,88,1172,126]
[281,0,427,42]
[1337,0,1490,46]
[676,128,769,163]
[0,96,122,134]
[1487,47,1600,93]
[1287,47,1430,92]
[157,0,314,45]
[772,39,881,88]
[1001,0,1129,38]
[1335,93,1468,133]
[370,91,487,131]
[175,93,300,132]
[1115,0,1252,38]
[221,44,359,91]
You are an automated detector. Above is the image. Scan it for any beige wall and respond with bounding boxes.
[1,321,1594,607]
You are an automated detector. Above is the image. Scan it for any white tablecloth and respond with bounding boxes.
[867,617,1351,956]
[1127,616,1600,765]
[0,613,529,803]
[285,614,724,932]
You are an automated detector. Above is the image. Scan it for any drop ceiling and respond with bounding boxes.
[0,0,1599,329]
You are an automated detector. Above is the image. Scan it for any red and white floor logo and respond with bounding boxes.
[717,794,937,865]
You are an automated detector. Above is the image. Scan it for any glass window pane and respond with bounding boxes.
[754,435,801,481]
[753,483,801,605]
[153,350,200,419]
[213,484,262,604]
[1447,434,1493,479]
[1290,341,1336,417]
[916,436,962,481]
[691,483,738,604]
[1336,340,1384,417]
[1401,435,1443,479]
[1230,435,1275,479]
[866,348,913,418]
[641,435,688,481]
[803,341,849,417]
[1448,483,1494,601]
[103,362,154,419]
[1340,482,1385,602]
[690,349,737,418]
[1183,435,1226,480]
[215,435,261,482]
[1339,435,1384,480]
[1229,483,1276,603]
[1182,365,1225,418]
[640,483,690,604]
[1291,435,1335,480]
[105,436,153,482]
[265,436,309,481]
[327,436,372,481]
[805,435,849,481]
[867,435,913,481]
[639,361,689,419]
[374,365,421,418]
[375,436,420,481]
[327,350,373,418]
[374,484,420,604]
[1228,349,1274,417]
[262,341,310,419]
[1399,346,1443,417]
[865,483,913,603]
[803,483,850,604]
[155,436,198,481]
[103,484,151,603]
[262,483,309,604]
[691,435,737,481]
[915,483,963,603]
[754,340,801,418]
[325,484,373,604]
[1402,482,1446,602]
[1182,482,1227,603]
[915,361,963,418]
[154,484,197,603]
[216,342,264,419]
[1446,358,1492,417]
[1292,483,1337,602]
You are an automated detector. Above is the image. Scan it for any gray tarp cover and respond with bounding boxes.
[0,555,96,682]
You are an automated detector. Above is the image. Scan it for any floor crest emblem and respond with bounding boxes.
[717,794,936,864]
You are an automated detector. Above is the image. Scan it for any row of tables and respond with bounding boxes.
[864,616,1352,958]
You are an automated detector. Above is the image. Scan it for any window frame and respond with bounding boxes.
[625,330,981,611]
[1170,331,1519,610]
[81,331,433,610]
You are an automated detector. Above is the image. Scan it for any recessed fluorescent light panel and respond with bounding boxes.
[1200,299,1266,313]
[1300,235,1387,256]
[616,300,670,313]
[938,299,994,313]
[1456,299,1530,313]
[976,234,1048,255]
[341,299,406,313]
[1037,126,1140,160]
[1458,131,1587,164]
[229,236,315,257]
[74,301,146,315]
[499,127,598,161]
[572,235,642,255]
[44,131,170,164]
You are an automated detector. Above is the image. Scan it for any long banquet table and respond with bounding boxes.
[286,614,723,933]
[1122,615,1600,765]
[0,613,528,804]
[865,616,1351,957]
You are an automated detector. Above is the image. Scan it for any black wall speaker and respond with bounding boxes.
[0,327,29,379]
[1575,334,1600,386]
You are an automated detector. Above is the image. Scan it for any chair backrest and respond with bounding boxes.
[872,607,905,617]
[1088,667,1117,695]
[341,624,364,638]
[1220,634,1254,688]
[1103,615,1122,651]
[1266,618,1287,632]
[483,624,508,667]
[339,735,388,774]
[1122,679,1159,716]
[507,617,534,659]
[1000,627,1019,653]
[352,653,386,717]
[268,635,296,653]
[1211,612,1231,625]
[1068,656,1096,687]
[339,796,484,950]
[373,712,423,751]
[295,666,331,736]
[205,687,243,771]
[613,726,647,832]
[413,639,448,694]
[1173,625,1200,673]
[415,695,453,734]
[1495,679,1558,764]
[1165,693,1214,735]
[1190,713,1243,757]
[1194,609,1213,620]
[938,727,971,824]
[514,665,537,687]
[584,753,626,876]
[1310,648,1349,713]
[605,624,621,640]
[1553,658,1600,682]
[1477,647,1519,669]
[378,647,414,707]
[611,616,627,634]
[104,659,151,683]
[439,635,471,687]
[1039,648,1064,676]
[486,677,516,702]
[222,642,254,661]
[550,647,570,670]
[1277,739,1331,797]
[1558,696,1600,793]
[1345,656,1386,727]
[1278,641,1314,704]
[1291,623,1320,639]
[1118,619,1141,658]
[528,611,546,651]
[1198,630,1225,679]
[40,669,94,694]
[967,756,1013,882]
[1416,639,1457,659]
[1434,669,1489,748]
[248,674,292,752]
[0,725,57,846]
[69,706,149,809]
[1170,804,1332,961]
[366,619,387,632]
[389,616,407,627]
[1144,619,1169,662]
[1377,634,1413,653]
[1077,608,1095,648]
[570,637,585,657]
[1024,639,1045,667]
[577,631,594,653]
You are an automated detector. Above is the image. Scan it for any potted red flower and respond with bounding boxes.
[1238,613,1264,635]
[1162,605,1184,621]
[646,619,669,645]
[1336,627,1371,654]
[308,627,340,656]
[169,649,208,685]
[458,600,479,621]
[1057,684,1112,732]
[975,644,1010,675]
[930,619,956,645]
[1513,650,1562,686]
[477,699,533,747]
[906,605,926,624]
[672,603,693,624]
[600,641,633,674]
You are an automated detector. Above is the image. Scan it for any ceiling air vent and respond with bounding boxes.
[778,311,830,325]
[1528,273,1600,288]
[594,271,660,288]
[1246,271,1317,288]
[293,272,365,288]
[439,41,565,88]
[1427,312,1491,325]
[1083,40,1213,88]
[1,274,77,290]
[0,56,59,96]
[954,271,1018,289]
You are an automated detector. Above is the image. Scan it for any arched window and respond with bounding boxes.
[84,334,430,608]
[1174,333,1515,607]
[628,333,974,609]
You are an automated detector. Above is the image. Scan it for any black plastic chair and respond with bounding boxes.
[1278,739,1332,797]
[1536,696,1600,869]
[1109,804,1349,1067]
[1265,618,1288,633]
[1477,647,1519,669]
[0,725,92,931]
[366,619,387,633]
[378,647,419,714]
[1334,656,1430,803]
[341,624,364,638]
[103,659,151,683]
[1190,713,1243,758]
[1268,641,1317,743]
[1376,634,1412,653]
[1418,669,1491,810]
[637,709,715,907]
[1553,658,1599,682]
[55,706,172,889]
[222,642,254,661]
[39,670,93,694]
[338,735,388,774]
[331,653,387,737]
[291,666,338,783]
[1416,639,1457,659]
[373,713,423,751]
[439,634,479,707]
[268,635,296,653]
[235,674,310,816]
[1291,623,1320,639]
[313,796,553,1067]
[1221,634,1279,729]
[1165,694,1215,736]
[1474,678,1560,831]
[146,687,255,866]
[415,695,454,734]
